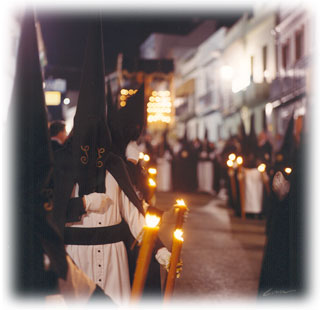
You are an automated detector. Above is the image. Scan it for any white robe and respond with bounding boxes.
[197,151,214,194]
[65,171,145,305]
[156,150,172,192]
[244,168,263,214]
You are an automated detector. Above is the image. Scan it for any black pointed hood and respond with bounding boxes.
[239,118,248,156]
[204,127,209,141]
[72,18,111,196]
[279,114,295,165]
[248,113,258,154]
[9,11,67,289]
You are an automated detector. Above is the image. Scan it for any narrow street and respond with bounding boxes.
[155,191,266,302]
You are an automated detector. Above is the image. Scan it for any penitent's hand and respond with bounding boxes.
[272,171,290,201]
[83,192,113,213]
[155,247,171,270]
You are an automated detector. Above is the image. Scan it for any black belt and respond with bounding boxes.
[64,220,128,245]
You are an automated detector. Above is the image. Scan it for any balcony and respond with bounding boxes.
[270,75,306,101]
[244,81,270,107]
[196,91,220,116]
[269,56,309,101]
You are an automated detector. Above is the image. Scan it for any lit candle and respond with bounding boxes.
[131,213,161,302]
[228,153,236,161]
[144,154,150,162]
[257,163,266,173]
[284,167,292,175]
[164,229,184,301]
[174,199,188,229]
[148,167,157,175]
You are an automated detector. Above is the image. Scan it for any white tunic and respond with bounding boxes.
[244,168,263,214]
[65,171,145,305]
[197,151,214,194]
[156,150,172,192]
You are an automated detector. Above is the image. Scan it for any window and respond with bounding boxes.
[262,45,267,72]
[282,39,290,69]
[295,26,304,61]
[250,56,254,81]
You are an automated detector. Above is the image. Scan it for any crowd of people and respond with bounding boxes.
[9,12,305,305]
[137,108,306,296]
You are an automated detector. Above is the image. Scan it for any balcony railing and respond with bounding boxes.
[269,56,309,101]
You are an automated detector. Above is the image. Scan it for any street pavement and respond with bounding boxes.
[155,191,266,303]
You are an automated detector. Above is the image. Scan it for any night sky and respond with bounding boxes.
[37,8,251,89]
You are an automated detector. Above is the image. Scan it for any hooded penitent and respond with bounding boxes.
[9,11,67,293]
[53,18,144,233]
[239,117,248,156]
[243,113,258,168]
[274,115,295,177]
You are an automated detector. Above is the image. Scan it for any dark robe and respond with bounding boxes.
[258,141,304,297]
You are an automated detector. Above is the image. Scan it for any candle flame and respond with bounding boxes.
[175,199,186,206]
[284,167,292,175]
[148,167,157,175]
[144,154,150,162]
[258,163,266,173]
[236,156,243,165]
[148,178,156,187]
[227,160,234,168]
[174,229,184,241]
[145,213,160,228]
[228,153,236,161]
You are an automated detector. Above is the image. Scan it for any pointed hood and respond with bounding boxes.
[248,113,258,154]
[243,113,258,168]
[278,114,295,165]
[239,118,248,156]
[72,18,111,196]
[9,11,67,289]
[204,127,209,141]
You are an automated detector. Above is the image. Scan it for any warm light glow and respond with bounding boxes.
[175,199,186,207]
[220,65,234,80]
[129,89,134,95]
[139,152,145,160]
[45,91,61,106]
[145,213,160,228]
[147,89,172,124]
[284,167,292,175]
[174,229,184,242]
[148,168,157,175]
[121,89,129,95]
[227,160,234,168]
[148,178,156,187]
[63,97,70,105]
[144,154,150,162]
[228,153,236,161]
[236,156,243,165]
[258,163,266,173]
[120,101,127,107]
[120,95,126,101]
